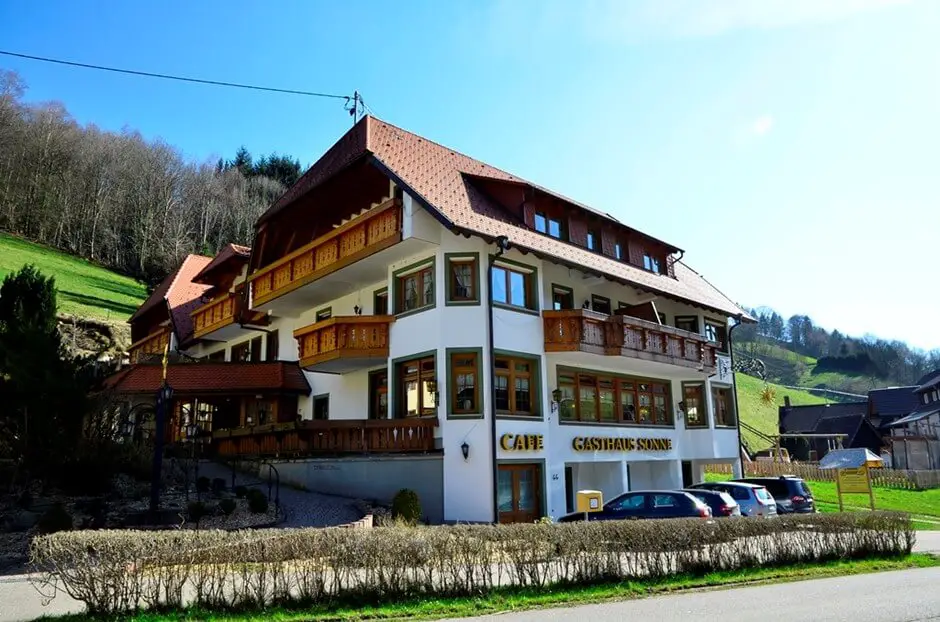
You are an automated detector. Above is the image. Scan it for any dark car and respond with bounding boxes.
[556,490,712,522]
[734,476,816,514]
[683,488,741,517]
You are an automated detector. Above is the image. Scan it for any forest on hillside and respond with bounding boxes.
[734,307,940,391]
[0,70,303,286]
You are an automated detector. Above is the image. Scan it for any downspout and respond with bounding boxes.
[728,313,745,478]
[488,235,510,523]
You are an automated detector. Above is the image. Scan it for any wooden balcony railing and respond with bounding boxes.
[128,327,170,364]
[293,315,393,371]
[543,309,718,371]
[249,198,403,308]
[191,288,268,340]
[212,418,438,457]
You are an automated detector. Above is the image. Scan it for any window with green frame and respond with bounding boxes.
[558,369,671,425]
[494,354,539,417]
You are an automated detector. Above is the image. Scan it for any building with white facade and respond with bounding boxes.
[110,116,751,524]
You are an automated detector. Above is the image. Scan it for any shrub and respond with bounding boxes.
[196,476,211,493]
[29,512,914,616]
[211,478,226,494]
[36,503,72,535]
[391,488,421,524]
[219,498,237,516]
[247,489,268,514]
[234,485,248,498]
[187,501,208,523]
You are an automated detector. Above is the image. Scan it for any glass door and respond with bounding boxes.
[497,463,543,523]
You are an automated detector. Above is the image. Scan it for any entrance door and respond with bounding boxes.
[681,461,694,488]
[564,466,574,514]
[369,370,388,419]
[497,463,542,523]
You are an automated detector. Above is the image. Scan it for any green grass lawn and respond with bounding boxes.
[735,373,827,450]
[0,233,147,321]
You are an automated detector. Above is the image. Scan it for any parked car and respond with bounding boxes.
[556,490,712,522]
[734,476,816,514]
[688,482,777,518]
[682,488,741,517]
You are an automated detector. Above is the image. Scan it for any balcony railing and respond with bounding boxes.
[191,289,268,340]
[128,327,170,364]
[293,315,393,372]
[249,198,403,308]
[212,418,438,457]
[543,309,717,371]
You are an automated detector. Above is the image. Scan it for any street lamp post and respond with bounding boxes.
[149,381,173,519]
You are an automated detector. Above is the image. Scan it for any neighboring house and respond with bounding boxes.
[778,401,883,461]
[868,386,921,429]
[108,115,752,524]
[885,370,940,470]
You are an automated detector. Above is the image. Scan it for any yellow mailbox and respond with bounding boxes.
[576,490,603,513]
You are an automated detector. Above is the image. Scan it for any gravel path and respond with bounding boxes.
[197,461,362,528]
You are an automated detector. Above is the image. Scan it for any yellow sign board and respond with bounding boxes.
[500,433,544,452]
[838,466,871,495]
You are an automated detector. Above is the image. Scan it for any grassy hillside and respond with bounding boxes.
[735,372,827,451]
[0,233,147,322]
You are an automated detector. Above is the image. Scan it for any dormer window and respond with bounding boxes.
[643,253,661,274]
[534,211,564,239]
[614,242,623,260]
[534,212,547,234]
[587,230,599,252]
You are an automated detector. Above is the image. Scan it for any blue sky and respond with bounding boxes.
[2,0,938,350]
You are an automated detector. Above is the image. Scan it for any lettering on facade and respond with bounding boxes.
[500,433,544,452]
[571,437,673,452]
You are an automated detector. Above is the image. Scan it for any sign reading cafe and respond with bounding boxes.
[572,437,673,452]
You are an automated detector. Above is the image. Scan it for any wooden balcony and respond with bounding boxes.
[293,315,393,374]
[212,418,438,457]
[249,198,403,309]
[543,309,718,372]
[128,327,170,364]
[191,289,268,341]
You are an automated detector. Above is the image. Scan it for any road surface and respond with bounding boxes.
[1,531,938,622]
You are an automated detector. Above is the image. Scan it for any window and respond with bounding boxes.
[207,350,226,362]
[704,320,728,353]
[675,316,699,334]
[586,230,598,251]
[608,493,645,511]
[712,386,736,427]
[315,307,332,322]
[397,355,436,417]
[643,253,661,274]
[548,217,563,239]
[558,369,672,425]
[446,254,479,304]
[653,494,678,508]
[369,370,388,419]
[534,212,547,233]
[396,264,434,314]
[494,355,538,417]
[449,350,480,415]
[591,295,611,315]
[552,285,574,310]
[492,263,533,310]
[614,242,623,260]
[374,288,388,315]
[313,394,329,420]
[683,383,707,428]
[231,341,250,362]
[265,330,279,361]
[658,312,666,325]
[243,397,274,426]
[250,336,262,362]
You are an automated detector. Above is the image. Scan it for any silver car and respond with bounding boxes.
[689,481,777,518]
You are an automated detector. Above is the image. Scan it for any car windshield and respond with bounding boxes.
[755,488,773,502]
[724,486,751,501]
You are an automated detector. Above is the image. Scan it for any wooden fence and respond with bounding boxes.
[706,461,940,490]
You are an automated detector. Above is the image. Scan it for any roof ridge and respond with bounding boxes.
[678,260,753,321]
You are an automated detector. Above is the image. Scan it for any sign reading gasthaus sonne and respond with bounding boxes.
[571,437,673,452]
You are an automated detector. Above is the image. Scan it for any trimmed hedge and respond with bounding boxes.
[29,512,913,615]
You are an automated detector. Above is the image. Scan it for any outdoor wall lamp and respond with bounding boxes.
[427,379,439,407]
[461,441,470,461]
[245,414,254,426]
[551,388,562,403]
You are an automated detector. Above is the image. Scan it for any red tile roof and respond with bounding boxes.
[103,362,310,394]
[129,254,213,344]
[192,244,251,285]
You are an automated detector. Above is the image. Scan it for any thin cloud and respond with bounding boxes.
[751,115,775,137]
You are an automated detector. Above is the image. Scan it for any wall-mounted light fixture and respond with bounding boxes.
[551,388,563,403]
[461,441,470,461]
[354,304,362,316]
[427,379,439,407]
[582,300,591,309]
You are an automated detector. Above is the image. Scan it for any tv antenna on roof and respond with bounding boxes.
[345,90,365,127]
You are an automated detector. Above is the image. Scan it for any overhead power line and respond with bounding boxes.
[0,50,351,101]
